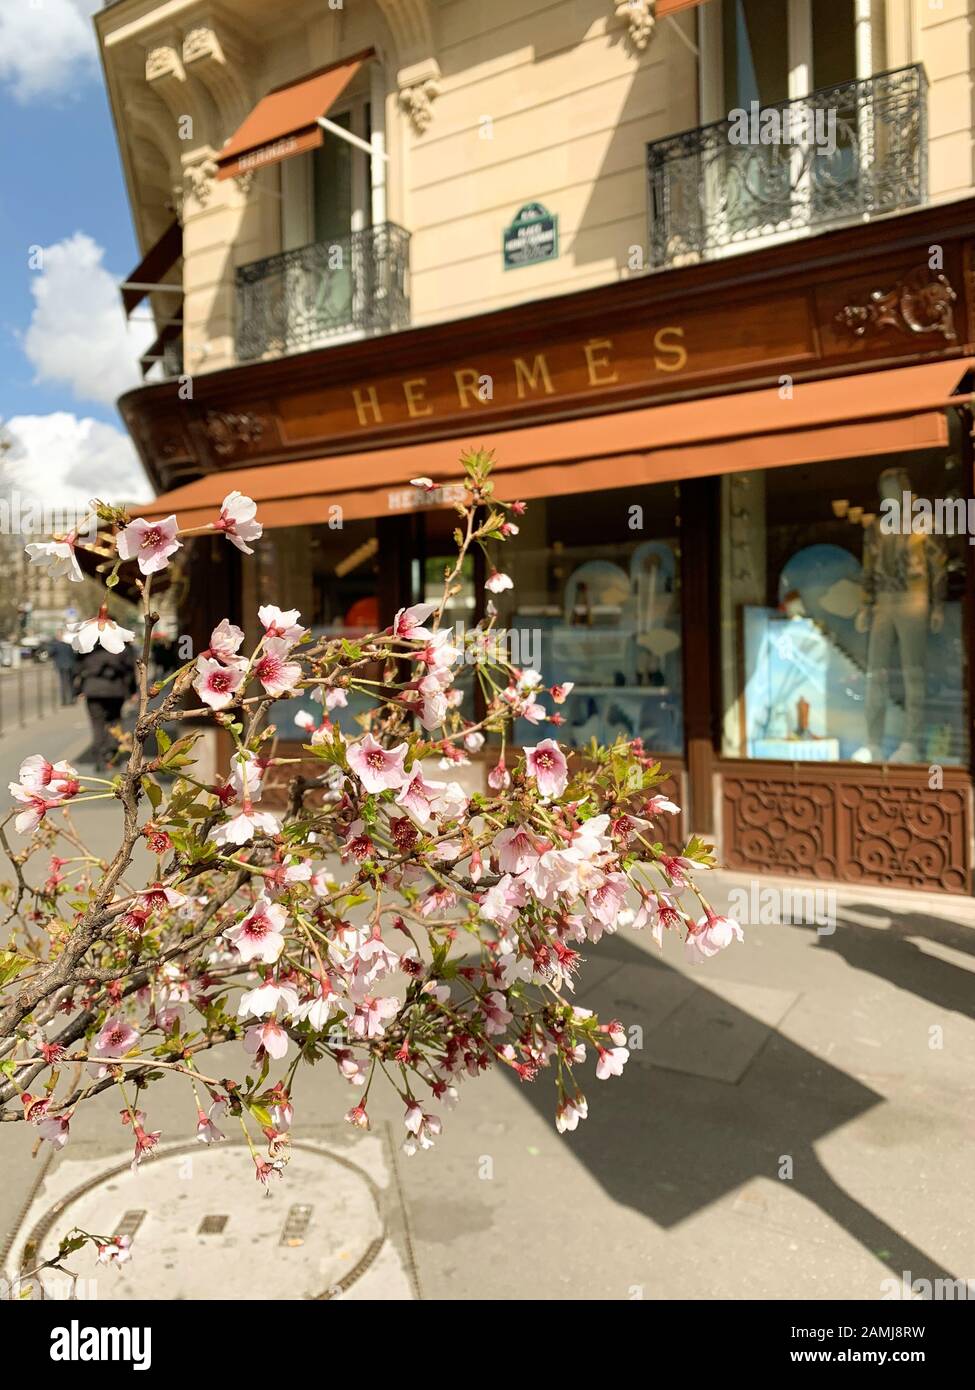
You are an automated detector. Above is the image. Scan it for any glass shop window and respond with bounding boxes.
[489,485,684,755]
[720,440,970,767]
[242,520,380,737]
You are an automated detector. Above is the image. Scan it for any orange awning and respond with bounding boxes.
[215,50,374,181]
[135,359,974,531]
[657,0,711,15]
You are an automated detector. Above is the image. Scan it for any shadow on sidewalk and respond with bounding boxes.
[802,905,975,1022]
[498,935,960,1290]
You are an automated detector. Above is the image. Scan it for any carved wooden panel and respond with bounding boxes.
[721,763,972,894]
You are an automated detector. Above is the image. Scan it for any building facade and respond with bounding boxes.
[98,0,975,895]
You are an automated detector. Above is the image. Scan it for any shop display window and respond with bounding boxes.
[242,520,379,736]
[490,485,684,754]
[720,441,970,766]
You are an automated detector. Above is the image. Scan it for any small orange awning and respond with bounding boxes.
[215,50,374,181]
[657,0,711,15]
[135,359,974,531]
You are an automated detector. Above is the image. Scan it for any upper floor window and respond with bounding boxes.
[714,0,869,111]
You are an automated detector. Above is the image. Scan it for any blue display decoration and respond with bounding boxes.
[502,203,559,270]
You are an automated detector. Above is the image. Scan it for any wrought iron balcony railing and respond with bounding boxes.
[235,222,411,362]
[647,65,927,270]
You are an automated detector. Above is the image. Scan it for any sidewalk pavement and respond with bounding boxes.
[1,708,973,1299]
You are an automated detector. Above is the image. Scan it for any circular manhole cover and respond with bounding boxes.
[20,1141,385,1300]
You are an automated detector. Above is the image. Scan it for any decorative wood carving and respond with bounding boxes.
[722,764,971,894]
[203,410,266,457]
[834,264,958,343]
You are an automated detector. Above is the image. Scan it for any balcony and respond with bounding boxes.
[646,65,927,270]
[235,222,411,362]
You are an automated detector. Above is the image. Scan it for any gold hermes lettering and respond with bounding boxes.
[653,326,688,373]
[584,338,618,387]
[352,386,383,426]
[403,378,433,418]
[454,368,483,409]
[513,354,555,399]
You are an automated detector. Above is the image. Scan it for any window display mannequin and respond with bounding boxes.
[853,467,946,763]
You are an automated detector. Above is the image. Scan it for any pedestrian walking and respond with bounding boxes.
[49,630,77,706]
[73,644,138,767]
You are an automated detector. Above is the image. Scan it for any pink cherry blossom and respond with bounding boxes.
[68,608,134,654]
[485,571,513,593]
[258,605,307,645]
[555,1095,588,1133]
[393,601,437,641]
[347,732,409,793]
[402,1104,442,1155]
[209,805,279,846]
[488,756,511,791]
[524,738,569,798]
[37,1111,73,1149]
[646,792,681,817]
[595,1045,629,1080]
[96,1235,133,1265]
[193,656,244,710]
[494,826,540,875]
[217,491,263,554]
[26,538,83,583]
[224,893,287,963]
[348,995,399,1039]
[317,686,348,710]
[16,755,79,794]
[254,638,302,697]
[481,991,514,1036]
[9,784,65,835]
[196,1107,226,1144]
[585,872,629,931]
[204,619,245,661]
[116,514,181,575]
[238,980,300,1019]
[685,911,744,964]
[92,1016,140,1062]
[395,770,446,825]
[243,1020,290,1060]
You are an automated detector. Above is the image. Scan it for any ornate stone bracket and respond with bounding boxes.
[835,266,958,343]
[183,156,219,210]
[614,0,656,52]
[181,15,253,133]
[398,59,441,135]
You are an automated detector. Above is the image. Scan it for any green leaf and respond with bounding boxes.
[0,950,31,987]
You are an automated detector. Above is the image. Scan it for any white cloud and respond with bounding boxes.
[1,413,152,510]
[0,1,100,102]
[23,233,154,408]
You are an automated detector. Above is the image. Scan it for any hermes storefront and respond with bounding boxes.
[123,197,975,897]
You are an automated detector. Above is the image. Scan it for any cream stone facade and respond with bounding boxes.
[97,0,975,376]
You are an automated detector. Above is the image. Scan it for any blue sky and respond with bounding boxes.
[0,0,154,504]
